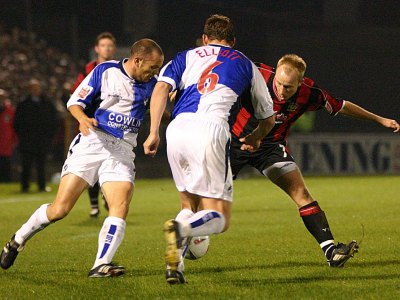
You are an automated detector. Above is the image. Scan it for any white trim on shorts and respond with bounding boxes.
[262,161,299,182]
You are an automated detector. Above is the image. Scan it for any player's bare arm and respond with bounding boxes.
[143,81,172,157]
[145,109,171,124]
[239,114,275,152]
[68,105,98,136]
[340,101,400,133]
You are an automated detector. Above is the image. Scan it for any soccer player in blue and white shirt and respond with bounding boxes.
[143,14,275,284]
[0,39,164,278]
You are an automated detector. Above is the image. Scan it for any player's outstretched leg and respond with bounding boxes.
[299,201,359,267]
[1,204,50,270]
[328,240,359,267]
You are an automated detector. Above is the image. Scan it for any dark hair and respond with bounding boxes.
[130,38,163,58]
[95,32,116,46]
[203,14,235,43]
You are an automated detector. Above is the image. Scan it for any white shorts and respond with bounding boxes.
[61,130,136,187]
[166,113,233,201]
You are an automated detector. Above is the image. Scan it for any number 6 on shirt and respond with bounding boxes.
[197,61,223,94]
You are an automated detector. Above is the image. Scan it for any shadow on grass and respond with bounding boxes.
[194,259,400,273]
[126,259,400,278]
[231,273,400,286]
[2,259,398,286]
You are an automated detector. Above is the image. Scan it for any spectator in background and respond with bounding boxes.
[71,32,117,217]
[71,32,117,92]
[14,79,57,192]
[0,89,17,182]
[0,26,78,175]
[0,26,77,109]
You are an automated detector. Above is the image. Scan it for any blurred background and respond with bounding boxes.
[1,0,399,180]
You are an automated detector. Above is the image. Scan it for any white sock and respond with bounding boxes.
[92,216,126,268]
[180,210,225,237]
[15,204,50,245]
[175,208,194,262]
[175,208,194,222]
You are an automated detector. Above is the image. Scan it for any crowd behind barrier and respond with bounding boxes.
[0,25,171,183]
[0,26,84,183]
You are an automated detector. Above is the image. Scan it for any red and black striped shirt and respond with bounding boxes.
[230,62,344,144]
[71,60,98,93]
[70,60,100,118]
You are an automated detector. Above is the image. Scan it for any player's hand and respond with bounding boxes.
[169,90,177,102]
[78,117,98,136]
[239,115,274,151]
[381,118,400,133]
[239,134,261,152]
[143,133,160,157]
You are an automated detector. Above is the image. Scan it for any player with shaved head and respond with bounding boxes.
[1,38,164,278]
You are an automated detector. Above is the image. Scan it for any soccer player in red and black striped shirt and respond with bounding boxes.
[71,32,117,218]
[230,54,399,267]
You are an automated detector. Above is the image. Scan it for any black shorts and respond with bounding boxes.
[230,136,295,178]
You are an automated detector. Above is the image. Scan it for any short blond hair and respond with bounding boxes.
[277,54,307,79]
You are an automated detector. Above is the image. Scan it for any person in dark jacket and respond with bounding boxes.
[14,79,57,192]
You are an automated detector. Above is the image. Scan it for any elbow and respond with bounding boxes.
[156,81,172,93]
[267,114,276,127]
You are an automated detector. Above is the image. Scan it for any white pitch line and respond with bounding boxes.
[0,197,48,204]
[70,233,99,240]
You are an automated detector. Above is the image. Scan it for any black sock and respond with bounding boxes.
[299,201,335,259]
[90,200,99,209]
[88,183,100,209]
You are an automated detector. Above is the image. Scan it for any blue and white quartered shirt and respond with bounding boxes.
[67,59,156,147]
[158,44,274,122]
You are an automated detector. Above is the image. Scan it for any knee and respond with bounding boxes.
[108,200,130,219]
[109,199,130,211]
[47,204,70,221]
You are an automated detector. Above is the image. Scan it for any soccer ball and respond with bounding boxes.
[184,236,210,260]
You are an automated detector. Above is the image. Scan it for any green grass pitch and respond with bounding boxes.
[0,176,399,299]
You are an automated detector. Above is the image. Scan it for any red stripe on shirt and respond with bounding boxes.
[231,107,251,137]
